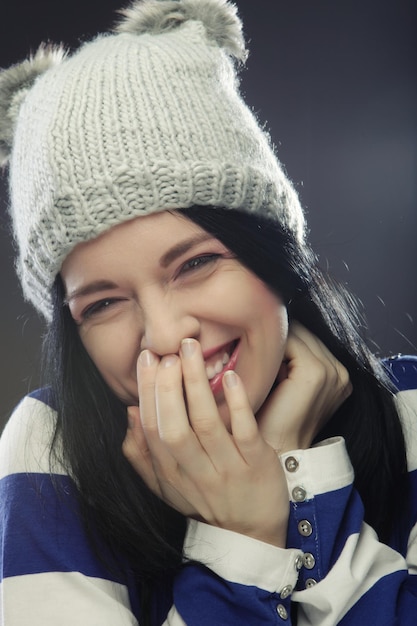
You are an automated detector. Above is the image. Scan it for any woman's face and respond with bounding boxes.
[61,211,288,425]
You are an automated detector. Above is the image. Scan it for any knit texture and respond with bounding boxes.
[1,0,305,320]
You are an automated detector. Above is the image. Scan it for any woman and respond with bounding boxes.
[0,1,416,624]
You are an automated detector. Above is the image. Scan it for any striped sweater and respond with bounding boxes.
[1,355,416,625]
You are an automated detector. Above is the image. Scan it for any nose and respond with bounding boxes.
[140,297,200,356]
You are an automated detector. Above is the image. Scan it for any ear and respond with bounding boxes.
[115,0,247,62]
[0,44,66,167]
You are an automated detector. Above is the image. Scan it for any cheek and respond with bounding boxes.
[252,283,288,345]
[79,328,137,385]
[266,300,289,364]
[255,300,289,405]
[273,304,289,351]
[233,292,288,416]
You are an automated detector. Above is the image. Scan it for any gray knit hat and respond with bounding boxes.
[0,0,305,320]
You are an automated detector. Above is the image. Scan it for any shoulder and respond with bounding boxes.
[0,388,65,479]
[383,356,417,472]
[383,354,417,392]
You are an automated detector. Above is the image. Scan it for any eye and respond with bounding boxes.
[179,254,221,275]
[81,298,119,320]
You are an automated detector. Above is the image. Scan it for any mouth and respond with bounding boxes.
[203,340,239,393]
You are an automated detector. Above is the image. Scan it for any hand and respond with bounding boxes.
[257,322,352,454]
[122,339,289,547]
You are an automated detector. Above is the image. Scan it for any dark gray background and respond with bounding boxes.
[1,0,416,430]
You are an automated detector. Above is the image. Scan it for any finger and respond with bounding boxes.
[137,350,178,471]
[288,322,343,373]
[154,354,190,443]
[222,370,269,464]
[287,323,351,397]
[122,406,162,495]
[180,338,225,425]
[285,322,326,366]
[139,354,213,509]
[257,334,325,449]
[154,353,215,475]
[137,349,160,440]
[179,339,242,468]
[259,325,352,450]
[124,406,211,517]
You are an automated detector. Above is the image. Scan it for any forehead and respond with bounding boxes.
[63,211,204,264]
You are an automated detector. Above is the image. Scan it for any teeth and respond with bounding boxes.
[205,351,231,380]
[214,359,223,374]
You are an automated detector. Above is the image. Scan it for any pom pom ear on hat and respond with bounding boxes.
[115,0,247,61]
[0,44,66,167]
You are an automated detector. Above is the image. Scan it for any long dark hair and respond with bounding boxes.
[44,206,408,621]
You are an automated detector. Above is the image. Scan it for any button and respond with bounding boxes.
[303,553,316,570]
[305,578,317,588]
[298,520,313,536]
[277,604,288,620]
[285,456,299,472]
[292,486,307,502]
[295,554,304,570]
[280,585,292,599]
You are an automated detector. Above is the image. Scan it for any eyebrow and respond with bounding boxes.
[65,280,119,304]
[65,233,216,303]
[159,233,215,267]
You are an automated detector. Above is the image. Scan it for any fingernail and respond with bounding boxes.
[139,350,156,367]
[161,355,178,368]
[181,338,196,358]
[223,370,237,388]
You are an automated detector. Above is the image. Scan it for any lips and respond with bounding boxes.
[203,340,239,394]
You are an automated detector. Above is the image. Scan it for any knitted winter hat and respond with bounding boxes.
[0,0,305,320]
